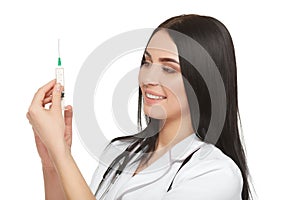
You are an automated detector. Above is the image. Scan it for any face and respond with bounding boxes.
[138,30,190,121]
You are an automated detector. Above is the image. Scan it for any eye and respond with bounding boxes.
[141,60,151,67]
[162,66,176,73]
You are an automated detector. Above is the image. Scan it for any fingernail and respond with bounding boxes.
[55,83,61,91]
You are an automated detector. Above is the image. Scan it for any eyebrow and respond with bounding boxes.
[144,51,152,61]
[144,50,179,65]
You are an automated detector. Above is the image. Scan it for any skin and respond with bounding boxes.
[27,80,95,200]
[136,30,194,173]
[26,30,194,199]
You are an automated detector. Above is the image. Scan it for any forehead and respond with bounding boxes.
[146,30,178,56]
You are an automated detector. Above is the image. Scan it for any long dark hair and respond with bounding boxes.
[107,14,252,200]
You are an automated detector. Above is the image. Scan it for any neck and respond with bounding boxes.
[156,113,194,152]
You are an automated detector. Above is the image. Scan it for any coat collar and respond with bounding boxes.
[169,133,204,161]
[114,133,205,199]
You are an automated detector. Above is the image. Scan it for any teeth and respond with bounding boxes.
[146,92,165,100]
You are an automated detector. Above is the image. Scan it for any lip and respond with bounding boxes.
[144,89,166,105]
[145,89,166,98]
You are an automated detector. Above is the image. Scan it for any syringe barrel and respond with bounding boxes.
[55,67,64,86]
[55,67,65,110]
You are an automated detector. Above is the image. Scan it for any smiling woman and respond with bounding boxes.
[90,14,252,200]
[27,14,252,200]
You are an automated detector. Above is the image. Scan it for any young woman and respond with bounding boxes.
[26,14,252,200]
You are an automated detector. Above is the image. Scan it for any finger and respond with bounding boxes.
[45,88,54,98]
[42,88,54,107]
[64,105,73,146]
[42,96,52,106]
[64,105,73,127]
[50,83,63,111]
[31,79,56,107]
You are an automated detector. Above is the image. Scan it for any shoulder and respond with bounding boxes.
[195,143,243,185]
[169,143,243,199]
[94,139,132,172]
[89,139,132,192]
[99,139,132,163]
[195,143,243,175]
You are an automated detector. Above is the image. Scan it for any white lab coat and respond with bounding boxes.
[90,134,243,200]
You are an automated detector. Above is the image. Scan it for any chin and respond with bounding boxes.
[144,105,167,120]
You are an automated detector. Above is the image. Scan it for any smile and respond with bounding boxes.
[145,92,166,100]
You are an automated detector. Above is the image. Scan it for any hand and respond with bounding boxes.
[32,105,73,168]
[26,79,71,159]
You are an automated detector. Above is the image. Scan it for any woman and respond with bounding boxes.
[26,14,252,199]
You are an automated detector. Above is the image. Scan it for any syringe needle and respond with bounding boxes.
[58,39,61,66]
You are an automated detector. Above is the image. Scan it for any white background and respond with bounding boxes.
[0,0,299,199]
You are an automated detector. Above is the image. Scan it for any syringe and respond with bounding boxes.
[56,39,65,110]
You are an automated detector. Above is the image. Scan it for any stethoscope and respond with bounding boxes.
[95,141,143,199]
[94,141,202,199]
[96,171,121,200]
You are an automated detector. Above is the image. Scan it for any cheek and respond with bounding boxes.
[162,76,186,101]
[138,69,143,85]
[162,77,189,109]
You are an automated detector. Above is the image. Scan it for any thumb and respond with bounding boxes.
[51,83,63,111]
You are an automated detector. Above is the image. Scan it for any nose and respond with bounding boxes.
[139,64,161,86]
[142,77,160,88]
